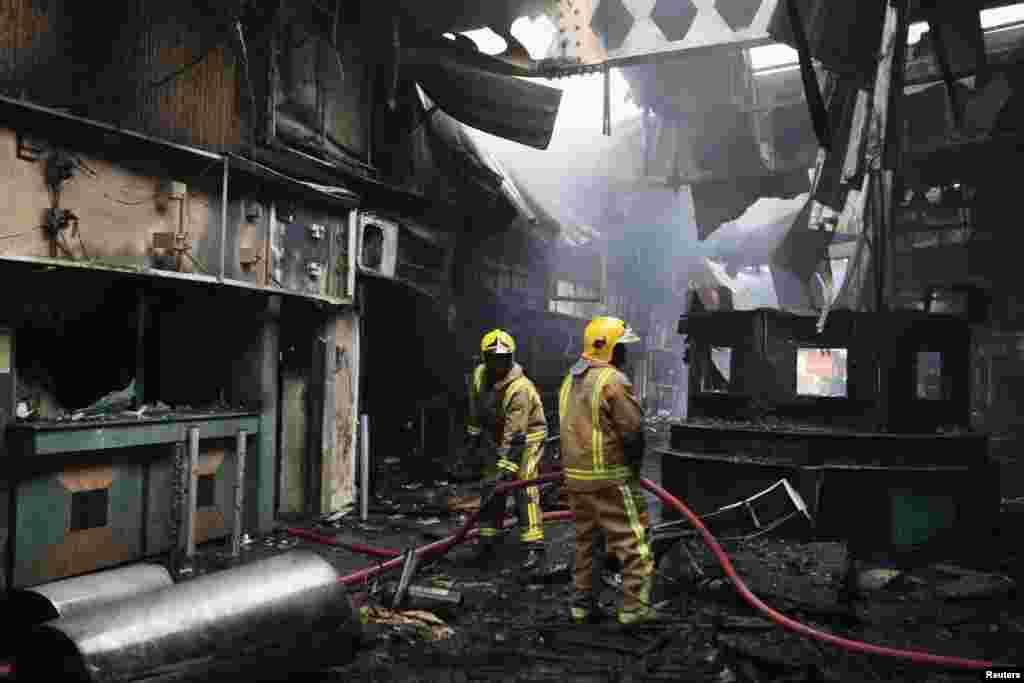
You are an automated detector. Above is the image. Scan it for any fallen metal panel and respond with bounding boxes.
[17,551,361,682]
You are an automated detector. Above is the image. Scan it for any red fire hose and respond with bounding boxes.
[289,472,1009,672]
[639,477,1003,671]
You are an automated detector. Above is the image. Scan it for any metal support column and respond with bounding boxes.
[218,157,230,281]
[181,428,200,562]
[256,295,281,534]
[360,414,370,522]
[231,430,248,558]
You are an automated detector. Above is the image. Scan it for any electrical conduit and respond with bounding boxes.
[289,472,1007,671]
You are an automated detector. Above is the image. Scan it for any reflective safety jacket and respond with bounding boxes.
[559,357,644,492]
[466,362,547,473]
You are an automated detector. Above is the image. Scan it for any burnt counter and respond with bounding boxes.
[672,309,997,568]
[669,419,987,467]
[4,411,260,588]
[6,411,260,459]
[661,422,997,568]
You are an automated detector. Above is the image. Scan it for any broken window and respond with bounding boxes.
[797,348,848,397]
[361,224,384,271]
[70,488,109,531]
[917,351,945,400]
[700,346,732,393]
[549,280,602,319]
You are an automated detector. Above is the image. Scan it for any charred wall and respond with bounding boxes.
[0,126,224,271]
[0,0,76,105]
[70,0,244,150]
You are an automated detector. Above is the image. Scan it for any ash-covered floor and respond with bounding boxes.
[195,443,1022,683]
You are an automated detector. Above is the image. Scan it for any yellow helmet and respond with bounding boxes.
[481,329,516,355]
[582,316,640,363]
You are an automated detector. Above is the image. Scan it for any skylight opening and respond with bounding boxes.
[752,3,1024,68]
[511,15,559,60]
[460,28,508,55]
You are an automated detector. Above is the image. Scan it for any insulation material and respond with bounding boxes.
[691,169,809,241]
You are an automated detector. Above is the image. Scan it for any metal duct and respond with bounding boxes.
[16,551,360,682]
[6,563,173,627]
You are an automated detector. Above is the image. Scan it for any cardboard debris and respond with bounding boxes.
[447,495,482,513]
[360,606,455,641]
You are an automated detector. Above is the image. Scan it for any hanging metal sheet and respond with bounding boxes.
[16,551,361,682]
[406,53,563,150]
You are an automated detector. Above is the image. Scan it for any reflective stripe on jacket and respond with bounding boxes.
[466,363,547,472]
[559,358,644,492]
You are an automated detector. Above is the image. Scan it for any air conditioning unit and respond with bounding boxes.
[355,212,398,278]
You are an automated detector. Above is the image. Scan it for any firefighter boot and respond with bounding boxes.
[569,592,610,624]
[520,543,546,573]
[569,592,597,625]
[617,574,660,626]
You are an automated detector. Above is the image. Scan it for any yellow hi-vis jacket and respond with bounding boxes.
[466,362,547,474]
[559,357,644,492]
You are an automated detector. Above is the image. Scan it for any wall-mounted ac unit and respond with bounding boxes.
[356,212,398,278]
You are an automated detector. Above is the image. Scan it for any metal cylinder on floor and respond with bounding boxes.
[15,551,361,682]
[5,563,174,627]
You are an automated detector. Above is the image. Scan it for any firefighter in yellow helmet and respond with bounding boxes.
[465,329,548,571]
[559,316,654,625]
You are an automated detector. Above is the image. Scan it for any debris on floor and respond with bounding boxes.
[360,606,455,641]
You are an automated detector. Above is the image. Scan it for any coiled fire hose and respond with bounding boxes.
[289,471,1011,671]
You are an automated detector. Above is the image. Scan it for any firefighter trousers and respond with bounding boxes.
[479,445,545,544]
[568,481,653,613]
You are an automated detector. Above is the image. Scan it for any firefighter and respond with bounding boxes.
[465,329,548,571]
[559,316,654,625]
